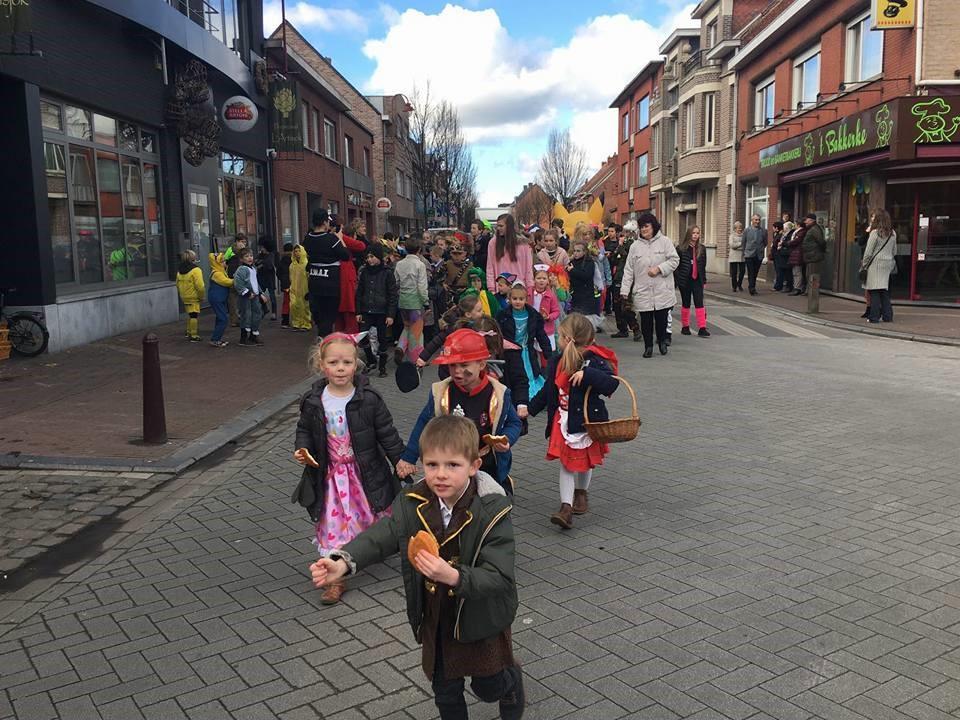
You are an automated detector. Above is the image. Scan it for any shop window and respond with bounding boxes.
[324,118,337,161]
[42,98,165,287]
[846,11,883,83]
[704,93,716,146]
[637,95,650,131]
[793,45,821,110]
[636,154,648,187]
[41,101,62,132]
[754,76,775,128]
[219,152,264,240]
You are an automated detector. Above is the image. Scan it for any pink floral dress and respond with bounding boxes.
[314,387,389,555]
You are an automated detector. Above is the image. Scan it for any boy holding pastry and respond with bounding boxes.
[310,415,525,719]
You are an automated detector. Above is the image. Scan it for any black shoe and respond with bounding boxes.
[681,326,691,336]
[790,290,803,296]
[749,288,758,296]
[611,331,629,338]
[642,347,653,358]
[859,311,869,318]
[665,332,672,346]
[698,327,711,337]
[732,286,738,292]
[499,665,525,720]
[239,329,249,346]
[632,333,642,342]
[658,342,669,355]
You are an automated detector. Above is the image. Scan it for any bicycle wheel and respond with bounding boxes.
[7,314,49,357]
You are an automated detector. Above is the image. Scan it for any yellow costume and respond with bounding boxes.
[176,263,205,339]
[289,246,313,330]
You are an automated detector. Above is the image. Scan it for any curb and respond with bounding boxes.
[704,290,960,348]
[0,376,315,474]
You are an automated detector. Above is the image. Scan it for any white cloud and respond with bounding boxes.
[360,3,699,199]
[263,1,367,36]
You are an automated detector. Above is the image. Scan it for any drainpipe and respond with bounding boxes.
[730,69,739,248]
[914,0,923,90]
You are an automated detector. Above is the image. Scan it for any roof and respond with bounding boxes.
[728,0,817,72]
[609,60,664,109]
[691,0,720,20]
[658,27,700,55]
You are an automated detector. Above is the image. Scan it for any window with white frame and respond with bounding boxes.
[323,118,337,160]
[846,11,883,83]
[636,153,648,187]
[404,174,412,199]
[745,183,769,227]
[311,108,320,152]
[637,95,650,130]
[793,45,821,109]
[301,103,310,149]
[683,100,696,150]
[754,75,775,128]
[622,163,628,189]
[396,169,403,196]
[343,135,354,169]
[704,93,716,146]
[706,20,717,49]
[622,112,630,141]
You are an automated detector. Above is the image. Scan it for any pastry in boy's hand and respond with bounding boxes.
[407,530,439,566]
[482,433,508,447]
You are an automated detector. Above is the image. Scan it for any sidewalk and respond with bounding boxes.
[705,272,960,345]
[0,313,318,466]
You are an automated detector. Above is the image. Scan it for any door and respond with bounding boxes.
[189,186,212,285]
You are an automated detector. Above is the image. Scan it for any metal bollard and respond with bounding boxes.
[142,333,168,444]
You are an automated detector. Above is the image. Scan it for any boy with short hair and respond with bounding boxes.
[396,329,522,495]
[233,248,267,346]
[311,414,525,720]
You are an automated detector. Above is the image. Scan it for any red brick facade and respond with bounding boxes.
[611,61,663,222]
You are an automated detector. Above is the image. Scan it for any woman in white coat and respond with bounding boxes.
[620,212,680,357]
[859,208,897,324]
[728,221,745,291]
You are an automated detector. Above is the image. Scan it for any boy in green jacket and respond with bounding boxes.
[310,415,525,720]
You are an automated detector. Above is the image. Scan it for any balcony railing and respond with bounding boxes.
[167,0,237,51]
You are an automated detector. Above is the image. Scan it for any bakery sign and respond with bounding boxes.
[757,102,894,184]
[221,96,258,132]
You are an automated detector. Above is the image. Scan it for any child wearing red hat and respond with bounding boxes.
[396,329,523,494]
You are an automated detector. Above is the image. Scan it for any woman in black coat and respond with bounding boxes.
[567,241,597,315]
[674,226,710,337]
[292,374,404,523]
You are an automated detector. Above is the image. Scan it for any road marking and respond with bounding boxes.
[749,314,830,339]
[708,315,764,337]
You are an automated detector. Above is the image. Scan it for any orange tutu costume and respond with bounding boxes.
[545,368,608,472]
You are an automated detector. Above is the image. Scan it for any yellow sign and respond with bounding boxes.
[872,0,915,30]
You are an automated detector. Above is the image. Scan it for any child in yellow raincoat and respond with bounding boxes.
[176,250,205,342]
[289,245,313,331]
[208,251,233,347]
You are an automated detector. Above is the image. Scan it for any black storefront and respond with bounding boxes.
[0,0,270,352]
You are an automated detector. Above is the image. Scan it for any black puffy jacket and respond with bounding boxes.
[528,349,619,437]
[292,376,405,520]
[675,246,707,289]
[356,263,398,316]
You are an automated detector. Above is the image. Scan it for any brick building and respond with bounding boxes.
[732,0,960,302]
[367,95,418,236]
[270,23,377,238]
[1,0,269,352]
[513,183,554,228]
[610,61,662,224]
[572,155,619,223]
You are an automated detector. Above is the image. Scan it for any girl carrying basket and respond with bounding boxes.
[528,313,619,530]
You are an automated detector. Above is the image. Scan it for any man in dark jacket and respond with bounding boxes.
[470,220,491,276]
[742,214,767,295]
[356,245,398,377]
[801,213,827,313]
[610,231,639,339]
[303,209,351,338]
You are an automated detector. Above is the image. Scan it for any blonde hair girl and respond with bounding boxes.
[293,333,405,604]
[528,312,620,530]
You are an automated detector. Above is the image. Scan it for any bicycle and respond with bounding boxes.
[1,288,50,357]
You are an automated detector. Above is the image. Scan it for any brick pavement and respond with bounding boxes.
[2,322,960,719]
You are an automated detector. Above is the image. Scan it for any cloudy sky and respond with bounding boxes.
[263,1,697,207]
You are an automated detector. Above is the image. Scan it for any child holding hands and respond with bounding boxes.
[528,313,619,529]
[310,415,525,720]
[292,333,405,604]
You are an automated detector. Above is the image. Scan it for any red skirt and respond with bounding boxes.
[546,412,608,472]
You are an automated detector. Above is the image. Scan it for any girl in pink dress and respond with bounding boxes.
[293,333,405,604]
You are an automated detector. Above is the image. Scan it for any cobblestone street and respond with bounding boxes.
[3,305,960,719]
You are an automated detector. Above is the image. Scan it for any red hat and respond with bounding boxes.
[433,329,491,365]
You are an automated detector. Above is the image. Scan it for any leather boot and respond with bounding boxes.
[499,665,525,720]
[378,353,388,378]
[550,504,573,529]
[239,329,249,346]
[572,489,588,515]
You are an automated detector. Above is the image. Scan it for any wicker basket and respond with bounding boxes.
[583,375,641,443]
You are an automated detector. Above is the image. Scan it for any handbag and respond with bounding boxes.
[859,232,894,284]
